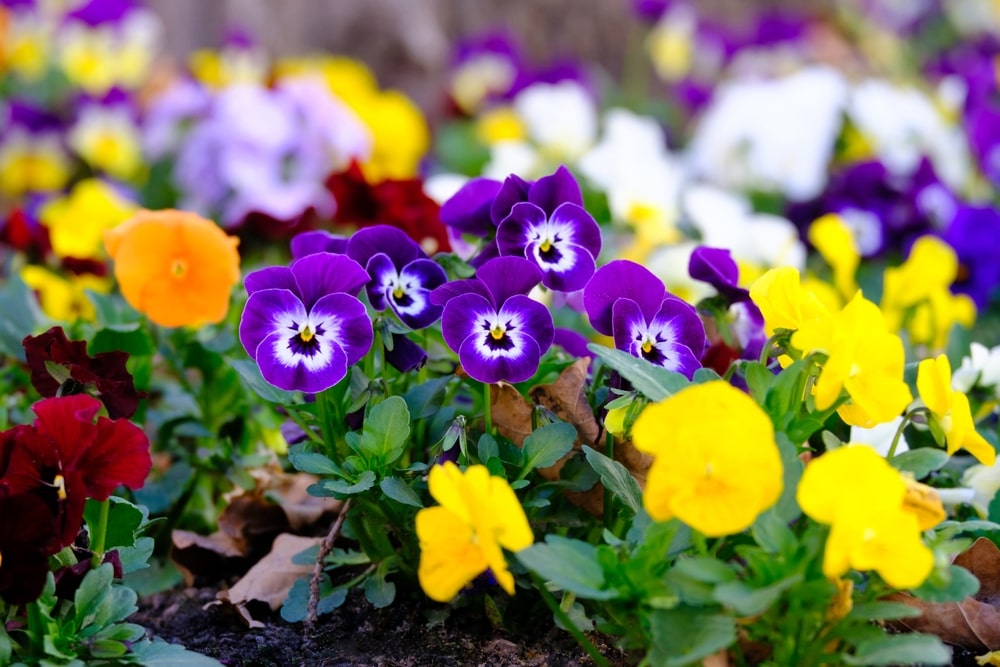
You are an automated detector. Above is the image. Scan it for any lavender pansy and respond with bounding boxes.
[347,225,447,329]
[239,253,374,393]
[585,260,706,378]
[434,256,554,384]
[688,246,750,304]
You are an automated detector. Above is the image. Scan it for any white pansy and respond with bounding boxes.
[963,461,1000,516]
[687,66,847,200]
[514,80,597,161]
[953,342,1000,393]
[850,416,909,458]
[645,240,714,304]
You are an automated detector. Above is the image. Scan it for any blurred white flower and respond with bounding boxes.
[963,460,1000,516]
[952,342,1000,394]
[687,66,847,200]
[850,416,909,458]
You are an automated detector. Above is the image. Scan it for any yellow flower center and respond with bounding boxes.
[540,239,553,253]
[170,258,188,278]
[300,325,315,342]
[641,340,654,354]
[490,324,506,341]
[704,461,715,479]
[393,286,405,299]
[53,473,67,501]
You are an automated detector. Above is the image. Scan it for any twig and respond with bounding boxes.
[306,498,351,630]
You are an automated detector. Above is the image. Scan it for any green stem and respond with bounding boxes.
[27,600,45,654]
[316,390,335,457]
[285,407,325,446]
[529,572,610,667]
[887,408,927,460]
[90,498,111,568]
[483,381,494,436]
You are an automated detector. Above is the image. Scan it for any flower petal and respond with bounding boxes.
[245,266,297,296]
[476,256,543,304]
[530,240,596,292]
[441,178,502,236]
[290,252,370,309]
[290,230,348,259]
[310,293,374,367]
[549,202,601,259]
[528,164,583,215]
[585,260,665,336]
[347,225,423,271]
[441,293,496,354]
[392,259,447,329]
[490,173,531,226]
[496,202,546,257]
[239,289,308,362]
[364,253,396,311]
[459,326,541,384]
[256,330,349,393]
[499,294,554,354]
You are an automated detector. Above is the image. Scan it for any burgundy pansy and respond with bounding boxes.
[0,493,60,605]
[0,395,152,548]
[23,326,143,419]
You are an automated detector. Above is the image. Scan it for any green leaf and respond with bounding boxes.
[772,432,804,523]
[75,563,114,626]
[891,449,950,478]
[581,445,642,515]
[0,275,42,361]
[671,557,736,584]
[478,433,499,463]
[848,601,923,621]
[403,377,452,419]
[516,536,618,600]
[87,290,142,330]
[713,574,802,617]
[316,471,377,496]
[911,564,980,602]
[743,361,776,402]
[130,638,225,666]
[751,509,797,555]
[90,327,154,357]
[357,396,410,466]
[379,477,423,508]
[587,344,689,401]
[281,575,347,622]
[844,633,950,665]
[647,607,736,667]
[521,422,576,473]
[364,566,396,609]
[83,497,147,551]
[231,358,297,404]
[288,446,343,476]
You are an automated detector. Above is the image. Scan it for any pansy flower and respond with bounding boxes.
[584,260,706,378]
[23,326,142,419]
[240,253,374,393]
[346,225,446,330]
[432,256,553,384]
[0,395,151,548]
[0,492,60,605]
[290,230,347,259]
[917,355,996,466]
[688,246,750,304]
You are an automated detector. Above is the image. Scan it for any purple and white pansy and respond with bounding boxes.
[346,225,447,330]
[584,260,706,378]
[239,253,374,393]
[432,256,554,384]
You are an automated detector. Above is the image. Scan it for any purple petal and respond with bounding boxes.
[459,328,541,384]
[476,256,543,304]
[245,266,297,296]
[256,331,348,393]
[441,178,502,236]
[490,173,531,226]
[347,225,423,271]
[496,202,545,257]
[612,298,703,378]
[290,230,348,259]
[499,294,554,353]
[528,165,583,216]
[584,260,665,336]
[554,327,592,359]
[441,293,497,355]
[430,279,493,308]
[390,259,447,329]
[364,253,396,311]
[239,289,307,361]
[688,246,749,304]
[469,239,501,268]
[650,296,707,359]
[529,241,596,293]
[291,252,370,309]
[310,293,374,366]
[385,333,427,373]
[550,202,601,258]
[611,298,648,356]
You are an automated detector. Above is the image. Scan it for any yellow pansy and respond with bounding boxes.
[67,107,143,180]
[57,23,118,95]
[354,90,429,182]
[40,178,136,260]
[475,106,526,145]
[917,355,997,466]
[797,445,934,589]
[0,132,72,197]
[21,265,111,322]
[749,266,831,337]
[902,477,947,531]
[808,214,859,301]
[793,292,913,427]
[4,12,49,81]
[416,463,533,602]
[631,381,783,537]
[189,47,267,89]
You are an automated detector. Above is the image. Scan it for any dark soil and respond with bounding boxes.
[134,586,629,667]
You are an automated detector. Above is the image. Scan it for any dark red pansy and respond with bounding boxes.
[0,395,151,548]
[23,326,143,419]
[0,493,60,605]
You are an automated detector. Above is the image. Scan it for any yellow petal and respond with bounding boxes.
[917,355,953,417]
[416,507,487,602]
[797,445,906,524]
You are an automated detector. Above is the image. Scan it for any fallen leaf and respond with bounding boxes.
[217,533,321,628]
[892,538,1000,650]
[171,530,248,587]
[529,358,601,447]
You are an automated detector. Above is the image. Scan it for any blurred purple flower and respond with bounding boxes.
[584,260,705,378]
[347,225,447,329]
[290,230,348,259]
[433,256,553,384]
[239,253,373,392]
[942,204,1000,308]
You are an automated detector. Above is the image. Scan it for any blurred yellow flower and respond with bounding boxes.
[41,178,136,260]
[21,264,110,322]
[0,132,72,197]
[631,381,783,537]
[902,477,946,531]
[797,445,933,589]
[58,23,118,94]
[3,12,49,81]
[917,355,997,466]
[416,462,533,602]
[68,106,143,180]
[808,214,859,301]
[475,106,526,145]
[104,209,241,328]
[749,266,831,337]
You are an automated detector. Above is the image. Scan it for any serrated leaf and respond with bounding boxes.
[318,470,377,496]
[521,422,576,473]
[379,477,423,508]
[587,345,689,401]
[582,445,642,515]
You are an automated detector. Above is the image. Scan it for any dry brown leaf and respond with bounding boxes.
[217,533,321,628]
[892,538,1000,650]
[171,530,248,587]
[702,650,731,667]
[529,358,601,446]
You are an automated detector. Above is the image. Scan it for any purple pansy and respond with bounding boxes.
[688,246,750,304]
[584,260,706,378]
[239,253,374,393]
[432,257,553,384]
[942,204,1000,308]
[346,225,447,330]
[291,230,348,260]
